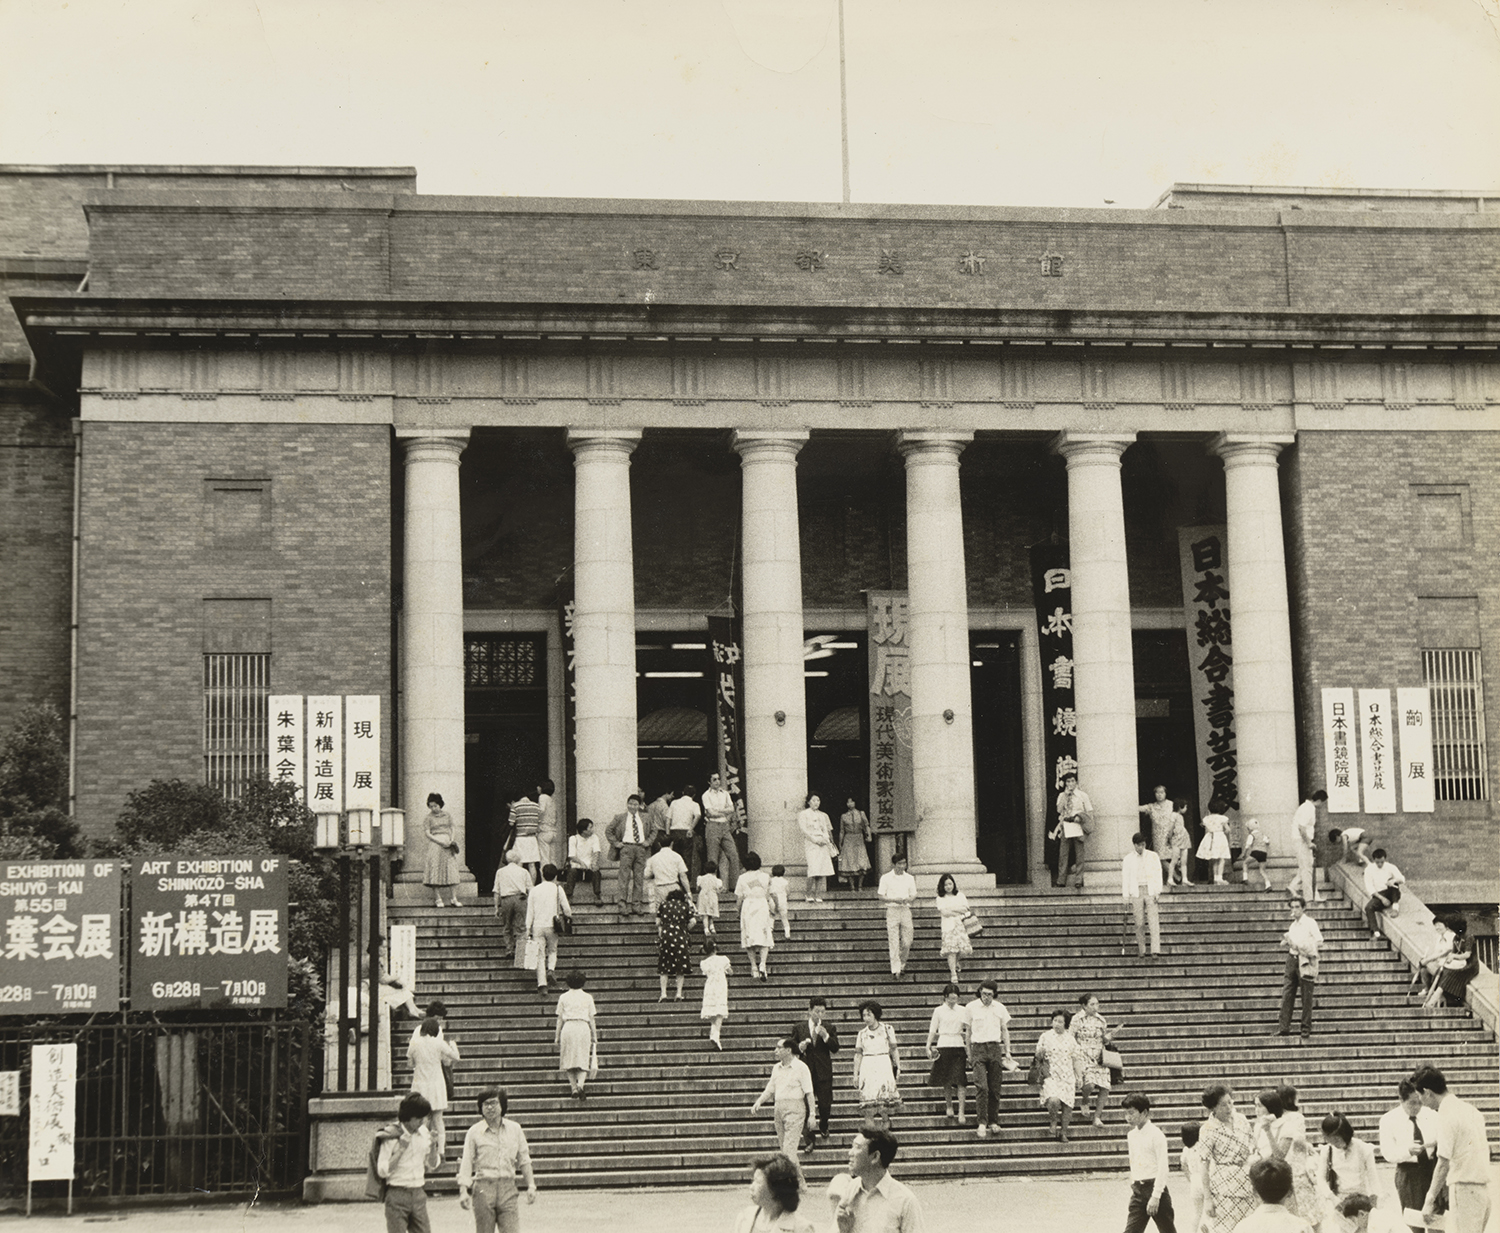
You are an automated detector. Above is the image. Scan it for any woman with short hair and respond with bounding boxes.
[1068,992,1116,1127]
[1033,1008,1080,1142]
[797,794,837,902]
[422,793,461,908]
[735,851,775,981]
[1200,1085,1256,1233]
[1317,1112,1382,1224]
[554,970,597,1100]
[851,1000,902,1129]
[925,982,971,1126]
[655,886,694,1002]
[732,1153,815,1233]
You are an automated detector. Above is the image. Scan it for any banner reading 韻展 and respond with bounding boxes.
[1178,526,1238,818]
[1397,687,1435,813]
[1320,687,1361,813]
[866,591,916,834]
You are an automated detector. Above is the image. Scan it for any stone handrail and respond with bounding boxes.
[1328,861,1498,1039]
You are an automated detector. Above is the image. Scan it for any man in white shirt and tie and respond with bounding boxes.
[1378,1078,1439,1230]
[605,793,657,915]
[1122,832,1164,958]
[1363,849,1406,938]
[877,852,918,979]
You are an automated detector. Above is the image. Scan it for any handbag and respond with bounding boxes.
[1101,1047,1123,1070]
[554,912,573,936]
[441,1060,456,1102]
[1027,1053,1048,1088]
[962,912,984,937]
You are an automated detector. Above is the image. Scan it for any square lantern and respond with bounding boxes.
[314,811,342,850]
[346,807,373,847]
[380,808,406,849]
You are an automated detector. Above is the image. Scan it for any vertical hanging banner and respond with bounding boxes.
[28,1042,77,1181]
[1320,687,1361,813]
[306,696,342,812]
[1030,544,1077,873]
[1359,688,1396,814]
[268,696,304,794]
[867,591,916,834]
[0,1070,18,1116]
[557,570,578,831]
[1397,687,1435,813]
[0,860,121,1013]
[344,695,381,812]
[1178,527,1239,814]
[707,616,748,825]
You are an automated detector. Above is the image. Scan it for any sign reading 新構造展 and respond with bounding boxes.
[0,861,121,1014]
[130,855,288,1011]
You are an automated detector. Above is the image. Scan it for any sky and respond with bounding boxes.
[1,0,1498,208]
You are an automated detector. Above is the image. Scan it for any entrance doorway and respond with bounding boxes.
[1133,629,1198,856]
[971,632,1026,884]
[805,632,870,827]
[637,633,713,803]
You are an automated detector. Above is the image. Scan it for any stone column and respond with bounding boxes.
[731,430,809,868]
[897,431,987,881]
[398,429,470,879]
[1052,431,1139,883]
[567,429,642,832]
[1018,619,1049,883]
[1211,432,1300,858]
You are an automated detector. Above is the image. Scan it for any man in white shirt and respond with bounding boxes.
[827,1127,924,1232]
[1285,789,1327,902]
[1413,1066,1494,1233]
[376,1092,442,1233]
[1362,849,1406,938]
[1122,832,1164,958]
[564,817,603,904]
[1274,896,1323,1041]
[1235,1159,1308,1232]
[666,782,704,880]
[643,837,690,913]
[605,793,658,915]
[456,1087,537,1231]
[701,771,740,887]
[966,980,1013,1139]
[1121,1092,1176,1233]
[1378,1078,1440,1228]
[1051,773,1094,889]
[750,1037,817,1162]
[491,850,534,970]
[877,852,918,979]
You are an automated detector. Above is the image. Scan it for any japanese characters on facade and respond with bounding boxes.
[0,861,122,1013]
[1178,527,1239,817]
[1030,544,1077,860]
[1319,685,1433,814]
[867,591,916,834]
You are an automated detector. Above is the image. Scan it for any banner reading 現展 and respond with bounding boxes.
[707,616,748,827]
[1178,527,1239,817]
[1359,688,1397,814]
[1029,544,1076,875]
[1397,687,1435,813]
[343,695,381,813]
[867,591,916,834]
[1320,687,1361,813]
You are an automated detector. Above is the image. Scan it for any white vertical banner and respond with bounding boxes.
[1359,688,1397,814]
[1397,687,1436,813]
[306,695,343,812]
[344,695,381,812]
[0,1070,19,1116]
[389,924,417,992]
[28,1043,77,1181]
[268,695,304,794]
[1320,688,1361,813]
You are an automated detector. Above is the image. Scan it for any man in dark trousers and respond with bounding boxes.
[792,995,841,1151]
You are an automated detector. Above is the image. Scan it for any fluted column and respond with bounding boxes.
[567,429,642,831]
[897,431,986,878]
[399,429,470,876]
[1211,432,1299,857]
[1052,431,1139,882]
[731,430,809,867]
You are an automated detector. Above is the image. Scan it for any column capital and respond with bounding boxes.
[1050,431,1136,466]
[730,428,809,460]
[396,428,469,462]
[1210,431,1296,466]
[896,429,973,460]
[566,428,642,460]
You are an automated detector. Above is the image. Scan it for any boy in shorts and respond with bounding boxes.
[1328,826,1372,866]
[1241,819,1273,891]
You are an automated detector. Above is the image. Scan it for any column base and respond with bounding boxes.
[906,860,994,894]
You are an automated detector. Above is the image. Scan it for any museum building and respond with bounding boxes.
[1,166,1495,918]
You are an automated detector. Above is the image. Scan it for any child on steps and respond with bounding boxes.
[1161,801,1192,887]
[1197,801,1232,885]
[696,862,723,937]
[770,864,793,939]
[699,938,731,1050]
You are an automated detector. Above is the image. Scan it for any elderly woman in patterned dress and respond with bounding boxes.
[1068,993,1116,1127]
[1034,1008,1081,1141]
[1200,1084,1258,1233]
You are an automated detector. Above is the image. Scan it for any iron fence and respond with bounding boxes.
[0,1017,312,1203]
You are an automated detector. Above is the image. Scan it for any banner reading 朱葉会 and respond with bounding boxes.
[867,591,916,836]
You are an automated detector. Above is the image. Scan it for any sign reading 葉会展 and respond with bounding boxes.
[0,861,121,1014]
[131,855,288,1011]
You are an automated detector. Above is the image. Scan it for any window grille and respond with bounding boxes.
[204,653,270,797]
[465,635,543,688]
[1421,650,1488,801]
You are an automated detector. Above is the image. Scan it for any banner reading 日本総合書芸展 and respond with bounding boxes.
[1178,526,1238,821]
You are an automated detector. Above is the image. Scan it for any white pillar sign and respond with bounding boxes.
[0,1070,19,1116]
[268,695,304,794]
[1358,688,1396,814]
[28,1043,77,1181]
[306,696,343,812]
[344,695,381,812]
[1320,688,1361,814]
[1397,687,1435,814]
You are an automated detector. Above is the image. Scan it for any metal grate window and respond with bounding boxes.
[465,635,543,688]
[1421,650,1489,801]
[204,653,270,797]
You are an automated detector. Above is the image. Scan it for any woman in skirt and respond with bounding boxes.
[1068,992,1116,1127]
[838,797,872,891]
[934,872,974,983]
[656,887,694,1001]
[925,982,972,1125]
[1034,1009,1080,1141]
[422,793,461,907]
[554,970,597,1100]
[852,1000,902,1129]
[699,937,732,1050]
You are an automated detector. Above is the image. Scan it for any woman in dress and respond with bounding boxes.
[838,797,873,892]
[1270,1084,1317,1219]
[554,969,597,1100]
[732,1153,816,1233]
[699,938,731,1050]
[1200,1084,1257,1233]
[1067,992,1116,1127]
[1034,1009,1080,1141]
[1317,1112,1382,1224]
[934,872,974,983]
[1197,797,1233,885]
[407,1015,460,1158]
[1137,784,1174,855]
[851,999,901,1129]
[535,777,558,870]
[656,887,693,1001]
[925,982,971,1125]
[734,852,775,981]
[422,793,461,907]
[1425,926,1480,1009]
[796,794,837,902]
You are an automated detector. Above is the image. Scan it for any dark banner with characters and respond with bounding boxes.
[1177,527,1239,824]
[706,616,748,827]
[1030,542,1077,880]
[556,567,578,831]
[866,591,917,834]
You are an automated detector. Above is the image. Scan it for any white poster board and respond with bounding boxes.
[268,695,304,794]
[0,1070,19,1116]
[344,695,381,813]
[306,696,343,812]
[1397,687,1436,813]
[1359,688,1397,814]
[28,1042,77,1180]
[1320,688,1361,813]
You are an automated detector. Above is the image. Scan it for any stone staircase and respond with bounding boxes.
[392,883,1499,1190]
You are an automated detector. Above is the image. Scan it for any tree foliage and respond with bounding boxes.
[0,702,82,858]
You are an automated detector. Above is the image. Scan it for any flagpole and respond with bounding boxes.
[838,0,850,204]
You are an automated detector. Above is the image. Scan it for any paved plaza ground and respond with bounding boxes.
[7,1167,1500,1233]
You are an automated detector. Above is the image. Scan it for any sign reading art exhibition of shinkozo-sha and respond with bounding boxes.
[0,861,122,1014]
[131,855,288,1011]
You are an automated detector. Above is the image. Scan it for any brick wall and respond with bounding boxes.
[1285,431,1499,888]
[74,421,392,839]
[0,394,73,731]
